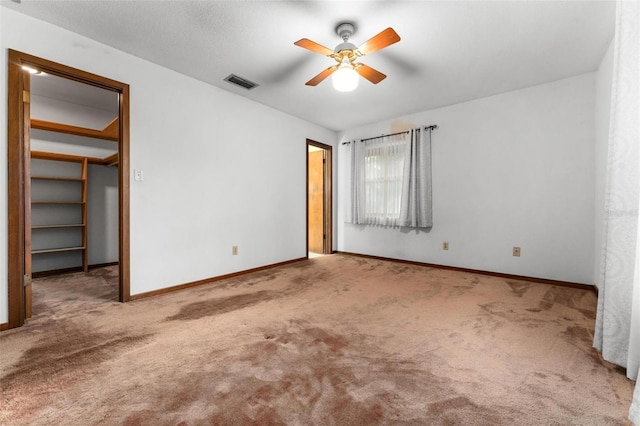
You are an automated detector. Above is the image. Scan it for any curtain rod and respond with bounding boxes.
[341,125,438,145]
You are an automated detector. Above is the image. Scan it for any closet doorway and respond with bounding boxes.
[307,140,332,256]
[7,50,130,329]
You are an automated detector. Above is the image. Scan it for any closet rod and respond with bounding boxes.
[341,125,438,145]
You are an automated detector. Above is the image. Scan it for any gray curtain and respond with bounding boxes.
[398,128,433,228]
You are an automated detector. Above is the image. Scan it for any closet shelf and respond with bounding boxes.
[31,176,84,182]
[31,117,119,142]
[31,150,117,167]
[30,151,89,272]
[32,224,85,229]
[32,201,85,205]
[32,246,86,255]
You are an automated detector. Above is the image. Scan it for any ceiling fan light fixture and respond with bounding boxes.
[295,23,398,89]
[332,57,358,92]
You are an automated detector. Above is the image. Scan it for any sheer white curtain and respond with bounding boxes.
[593,1,640,423]
[631,223,640,423]
[349,139,366,225]
[349,128,433,228]
[362,134,406,226]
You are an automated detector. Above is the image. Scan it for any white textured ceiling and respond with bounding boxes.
[3,1,615,132]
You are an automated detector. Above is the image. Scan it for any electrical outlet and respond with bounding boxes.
[232,246,238,255]
[513,247,521,257]
[443,242,449,250]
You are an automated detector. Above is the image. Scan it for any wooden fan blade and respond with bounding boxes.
[355,63,387,84]
[306,66,338,86]
[356,28,401,56]
[294,38,335,56]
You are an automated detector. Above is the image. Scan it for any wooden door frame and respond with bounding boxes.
[306,140,333,255]
[7,49,131,329]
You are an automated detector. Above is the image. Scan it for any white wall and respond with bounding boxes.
[0,8,336,323]
[31,129,117,159]
[594,40,614,286]
[31,94,117,130]
[338,74,596,284]
[88,164,118,265]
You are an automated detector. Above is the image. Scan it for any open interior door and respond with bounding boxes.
[307,140,332,255]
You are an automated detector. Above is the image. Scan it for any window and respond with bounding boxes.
[363,137,406,225]
[350,128,434,228]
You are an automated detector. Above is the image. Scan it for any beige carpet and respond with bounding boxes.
[0,254,635,425]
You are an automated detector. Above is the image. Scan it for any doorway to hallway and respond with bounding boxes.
[307,140,332,256]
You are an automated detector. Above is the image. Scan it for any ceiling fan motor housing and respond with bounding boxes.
[334,41,357,54]
[334,22,357,57]
[336,22,356,41]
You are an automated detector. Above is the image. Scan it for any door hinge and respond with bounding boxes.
[24,274,32,287]
[22,90,30,103]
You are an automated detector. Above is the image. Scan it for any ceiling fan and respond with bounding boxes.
[294,22,401,91]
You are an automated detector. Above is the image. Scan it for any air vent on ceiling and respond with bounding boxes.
[224,74,259,90]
